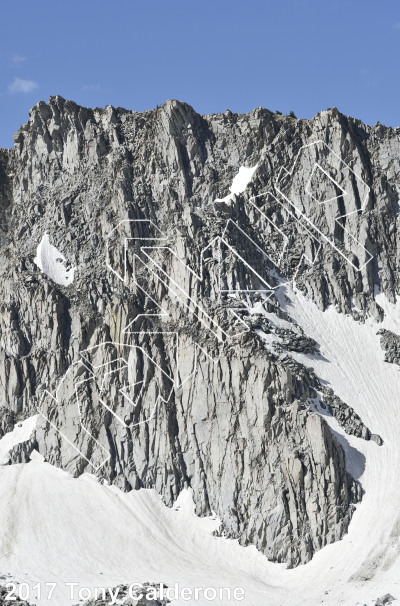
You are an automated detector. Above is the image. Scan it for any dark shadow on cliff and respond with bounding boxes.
[330,427,366,482]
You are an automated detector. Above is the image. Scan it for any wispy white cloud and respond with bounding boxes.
[8,77,38,93]
[10,54,26,66]
[394,21,400,30]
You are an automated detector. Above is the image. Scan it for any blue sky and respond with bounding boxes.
[0,0,399,147]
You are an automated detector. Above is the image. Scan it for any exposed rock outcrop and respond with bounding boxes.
[0,96,398,567]
[378,328,400,366]
[0,584,35,606]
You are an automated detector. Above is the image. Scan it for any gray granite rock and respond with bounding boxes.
[0,97,397,568]
[378,329,400,366]
[375,594,395,606]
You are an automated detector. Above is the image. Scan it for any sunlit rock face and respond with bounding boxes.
[0,96,398,566]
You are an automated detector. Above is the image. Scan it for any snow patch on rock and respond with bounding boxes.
[34,233,75,286]
[215,164,258,203]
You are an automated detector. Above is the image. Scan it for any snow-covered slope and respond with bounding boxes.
[0,461,286,606]
[1,289,399,605]
[268,284,400,606]
[2,99,400,605]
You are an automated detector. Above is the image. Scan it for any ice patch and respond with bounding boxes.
[34,233,75,286]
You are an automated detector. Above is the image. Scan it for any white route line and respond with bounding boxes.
[134,251,249,342]
[124,283,168,326]
[275,140,373,271]
[219,219,280,293]
[107,218,285,341]
[249,192,322,279]
[37,362,112,471]
[38,336,217,469]
[44,139,374,469]
[305,162,348,205]
[106,219,167,283]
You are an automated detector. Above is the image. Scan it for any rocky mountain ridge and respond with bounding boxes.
[0,97,398,568]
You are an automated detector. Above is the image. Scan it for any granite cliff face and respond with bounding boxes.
[0,97,399,567]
